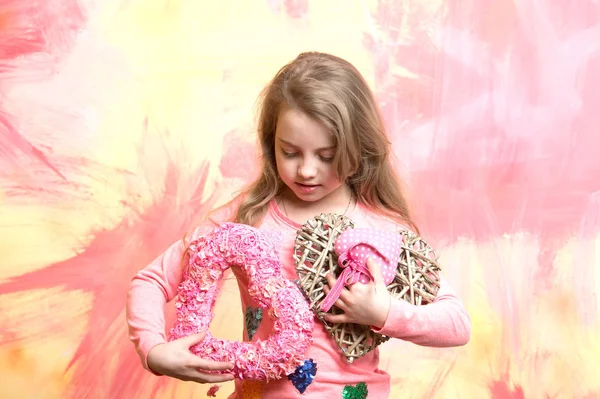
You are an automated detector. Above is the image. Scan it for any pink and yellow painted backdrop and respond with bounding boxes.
[1,0,599,398]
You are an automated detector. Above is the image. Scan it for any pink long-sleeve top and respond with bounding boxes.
[126,200,471,398]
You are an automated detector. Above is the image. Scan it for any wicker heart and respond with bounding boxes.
[294,213,441,362]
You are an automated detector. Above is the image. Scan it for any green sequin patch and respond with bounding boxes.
[342,382,368,399]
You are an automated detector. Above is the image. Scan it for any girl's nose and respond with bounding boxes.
[298,158,317,179]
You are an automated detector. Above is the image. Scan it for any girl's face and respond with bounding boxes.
[274,106,350,207]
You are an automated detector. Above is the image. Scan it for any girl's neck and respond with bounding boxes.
[278,185,355,224]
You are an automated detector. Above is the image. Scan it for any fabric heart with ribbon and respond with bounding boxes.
[320,228,403,312]
[294,213,441,362]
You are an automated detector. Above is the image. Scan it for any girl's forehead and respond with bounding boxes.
[275,107,335,149]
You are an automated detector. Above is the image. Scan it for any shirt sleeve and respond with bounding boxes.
[126,237,187,373]
[125,201,239,373]
[371,276,471,347]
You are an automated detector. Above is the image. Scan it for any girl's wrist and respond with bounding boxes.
[370,295,391,328]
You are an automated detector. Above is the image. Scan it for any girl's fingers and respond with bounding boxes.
[179,332,207,347]
[366,257,385,287]
[322,285,347,309]
[324,272,351,301]
[185,370,235,384]
[187,355,233,371]
[324,312,350,324]
[325,271,336,287]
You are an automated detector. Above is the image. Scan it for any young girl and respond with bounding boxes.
[126,52,471,398]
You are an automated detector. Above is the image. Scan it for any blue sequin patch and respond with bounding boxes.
[288,359,317,394]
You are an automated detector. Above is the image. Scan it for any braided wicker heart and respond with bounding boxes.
[293,213,441,362]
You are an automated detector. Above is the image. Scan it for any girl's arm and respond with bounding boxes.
[323,256,471,347]
[371,276,471,347]
[126,237,187,371]
[126,230,234,383]
[126,224,235,383]
[126,200,240,372]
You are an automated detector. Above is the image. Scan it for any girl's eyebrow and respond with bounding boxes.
[277,138,335,152]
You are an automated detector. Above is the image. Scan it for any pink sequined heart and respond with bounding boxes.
[320,228,403,312]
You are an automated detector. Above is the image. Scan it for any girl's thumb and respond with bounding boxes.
[182,331,207,347]
[366,256,384,286]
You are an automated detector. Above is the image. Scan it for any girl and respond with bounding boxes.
[126,52,471,398]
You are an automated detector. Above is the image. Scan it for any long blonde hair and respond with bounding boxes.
[229,52,418,232]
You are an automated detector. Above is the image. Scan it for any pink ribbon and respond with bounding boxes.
[320,245,381,312]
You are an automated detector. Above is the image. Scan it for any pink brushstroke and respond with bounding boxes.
[266,0,309,19]
[408,2,600,308]
[365,0,600,242]
[364,0,600,395]
[0,112,67,179]
[363,1,441,126]
[0,158,222,397]
[0,111,224,397]
[0,0,84,60]
[489,375,525,399]
[366,0,600,282]
[219,130,259,180]
[0,0,85,179]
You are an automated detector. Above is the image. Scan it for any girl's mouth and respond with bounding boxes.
[295,183,320,193]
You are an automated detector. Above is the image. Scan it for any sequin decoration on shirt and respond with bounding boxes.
[342,382,368,399]
[287,358,317,394]
[244,306,263,340]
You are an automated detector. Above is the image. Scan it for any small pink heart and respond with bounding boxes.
[320,228,403,312]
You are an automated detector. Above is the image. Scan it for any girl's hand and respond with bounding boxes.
[147,332,235,383]
[322,257,391,328]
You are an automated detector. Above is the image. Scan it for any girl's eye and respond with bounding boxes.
[281,149,333,162]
